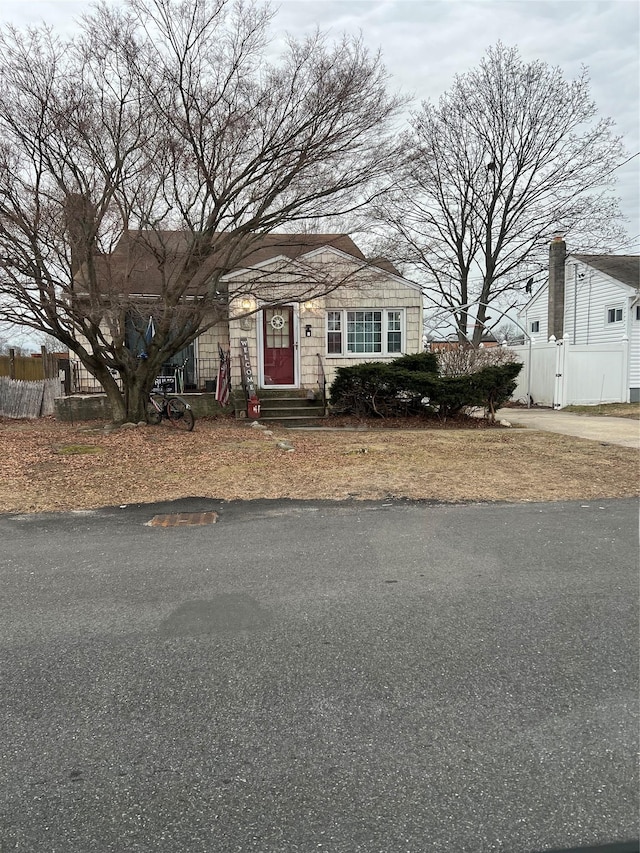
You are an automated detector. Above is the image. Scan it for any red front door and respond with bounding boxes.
[262,305,295,385]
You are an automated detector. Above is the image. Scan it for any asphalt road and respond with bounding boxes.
[1,498,638,853]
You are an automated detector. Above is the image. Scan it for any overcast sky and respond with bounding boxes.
[2,0,639,251]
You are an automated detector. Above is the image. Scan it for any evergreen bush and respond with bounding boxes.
[329,350,521,419]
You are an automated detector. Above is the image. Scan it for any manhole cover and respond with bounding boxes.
[147,511,218,527]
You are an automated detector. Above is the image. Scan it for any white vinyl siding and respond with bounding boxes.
[518,288,548,341]
[516,256,639,403]
[563,260,632,345]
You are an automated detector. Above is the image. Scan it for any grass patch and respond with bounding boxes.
[55,444,103,455]
[562,402,640,419]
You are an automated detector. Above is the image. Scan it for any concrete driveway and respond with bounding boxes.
[497,408,640,449]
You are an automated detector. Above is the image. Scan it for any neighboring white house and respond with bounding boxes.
[517,239,640,403]
[517,282,549,343]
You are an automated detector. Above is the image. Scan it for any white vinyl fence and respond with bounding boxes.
[508,337,629,408]
[0,377,64,418]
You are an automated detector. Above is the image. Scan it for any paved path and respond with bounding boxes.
[497,408,640,449]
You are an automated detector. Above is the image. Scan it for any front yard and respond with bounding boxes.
[562,402,640,419]
[1,417,637,513]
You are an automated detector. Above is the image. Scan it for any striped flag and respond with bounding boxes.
[215,346,231,406]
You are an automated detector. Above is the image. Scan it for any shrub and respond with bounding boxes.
[329,363,428,417]
[390,351,439,373]
[329,350,522,419]
[436,345,519,377]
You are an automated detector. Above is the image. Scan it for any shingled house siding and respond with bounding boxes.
[319,284,422,387]
[68,232,422,397]
[226,251,423,391]
[196,323,230,387]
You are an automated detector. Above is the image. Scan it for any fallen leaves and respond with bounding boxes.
[0,415,637,514]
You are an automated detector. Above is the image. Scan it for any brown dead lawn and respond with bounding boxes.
[562,402,640,419]
[0,416,637,514]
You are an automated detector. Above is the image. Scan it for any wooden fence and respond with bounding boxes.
[0,347,67,381]
[0,377,64,418]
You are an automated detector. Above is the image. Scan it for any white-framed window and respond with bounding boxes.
[326,308,405,356]
[635,305,640,321]
[606,305,624,324]
[530,319,540,333]
[327,310,343,354]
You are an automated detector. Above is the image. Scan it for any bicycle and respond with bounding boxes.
[147,383,195,431]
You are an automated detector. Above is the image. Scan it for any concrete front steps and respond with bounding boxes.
[233,389,327,427]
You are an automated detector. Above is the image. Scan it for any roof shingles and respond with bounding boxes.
[572,254,639,290]
[75,232,380,296]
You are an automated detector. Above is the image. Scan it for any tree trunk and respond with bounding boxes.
[456,309,469,344]
[472,302,489,347]
[455,271,470,343]
[120,358,165,423]
[125,375,155,423]
[102,383,127,423]
[71,341,170,423]
[99,373,153,423]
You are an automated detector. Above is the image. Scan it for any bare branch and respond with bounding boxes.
[0,0,406,421]
[373,42,626,345]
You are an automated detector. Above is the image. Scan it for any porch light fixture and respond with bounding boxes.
[241,298,253,311]
[303,301,314,312]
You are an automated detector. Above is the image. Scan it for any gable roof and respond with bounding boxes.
[571,254,639,290]
[366,256,403,277]
[114,231,367,266]
[519,253,640,316]
[75,231,395,297]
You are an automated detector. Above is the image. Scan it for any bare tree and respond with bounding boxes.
[435,344,517,378]
[375,43,626,346]
[491,322,520,345]
[0,0,405,421]
[35,332,69,354]
[0,340,31,357]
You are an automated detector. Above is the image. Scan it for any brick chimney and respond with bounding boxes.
[64,193,96,275]
[547,235,566,339]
